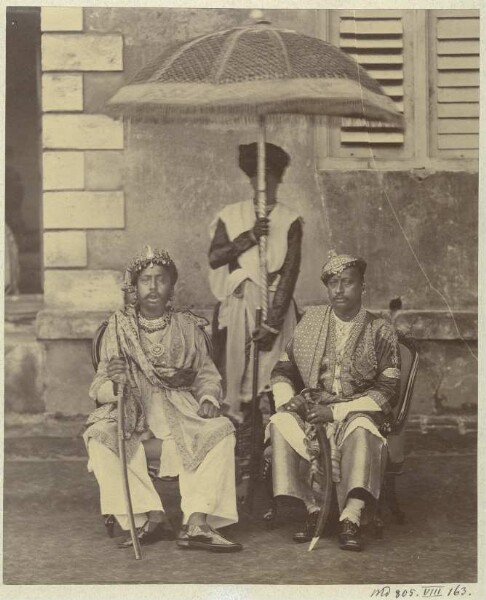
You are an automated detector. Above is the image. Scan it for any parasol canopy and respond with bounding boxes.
[105,13,404,128]
[104,10,406,320]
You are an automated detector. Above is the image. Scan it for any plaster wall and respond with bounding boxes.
[28,7,478,419]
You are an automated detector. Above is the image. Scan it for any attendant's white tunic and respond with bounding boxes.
[209,199,300,417]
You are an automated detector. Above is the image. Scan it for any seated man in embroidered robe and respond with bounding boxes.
[208,142,303,421]
[269,253,401,551]
[84,246,242,552]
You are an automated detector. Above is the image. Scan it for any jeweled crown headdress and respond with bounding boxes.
[122,245,176,293]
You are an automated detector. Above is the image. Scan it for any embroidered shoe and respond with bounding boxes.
[338,518,363,552]
[177,524,243,553]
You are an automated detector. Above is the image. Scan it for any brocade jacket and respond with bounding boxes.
[271,305,401,427]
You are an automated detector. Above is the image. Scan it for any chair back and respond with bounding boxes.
[91,320,108,371]
[392,333,419,434]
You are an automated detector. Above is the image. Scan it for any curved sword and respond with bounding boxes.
[300,387,333,552]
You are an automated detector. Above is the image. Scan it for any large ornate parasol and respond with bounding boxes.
[105,9,404,530]
[106,10,404,322]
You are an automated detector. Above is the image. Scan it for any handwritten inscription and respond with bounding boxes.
[370,585,471,598]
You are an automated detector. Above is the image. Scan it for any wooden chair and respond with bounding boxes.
[262,332,420,536]
[91,320,108,372]
[373,333,419,537]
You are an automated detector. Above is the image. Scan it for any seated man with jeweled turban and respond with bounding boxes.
[84,246,242,553]
[269,252,401,551]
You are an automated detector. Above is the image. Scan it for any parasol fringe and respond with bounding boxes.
[105,98,404,129]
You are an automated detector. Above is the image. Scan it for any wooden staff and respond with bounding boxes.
[114,314,142,560]
[246,307,262,513]
[245,119,268,513]
[256,116,268,321]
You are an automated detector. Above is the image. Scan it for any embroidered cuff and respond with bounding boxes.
[367,390,391,415]
[200,395,220,409]
[97,380,118,405]
[382,367,401,379]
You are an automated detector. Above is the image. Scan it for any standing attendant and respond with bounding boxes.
[208,142,303,421]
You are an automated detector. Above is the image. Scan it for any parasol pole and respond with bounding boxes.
[256,115,268,320]
[246,116,268,512]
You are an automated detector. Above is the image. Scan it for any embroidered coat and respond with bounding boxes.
[272,305,401,428]
[84,306,235,470]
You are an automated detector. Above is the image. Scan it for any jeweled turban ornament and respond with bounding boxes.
[122,246,178,303]
[321,250,367,284]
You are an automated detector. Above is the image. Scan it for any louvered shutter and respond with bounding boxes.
[430,10,479,157]
[337,12,406,150]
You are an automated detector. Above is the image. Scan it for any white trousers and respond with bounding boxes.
[88,433,238,531]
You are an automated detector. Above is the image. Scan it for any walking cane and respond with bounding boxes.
[114,315,142,560]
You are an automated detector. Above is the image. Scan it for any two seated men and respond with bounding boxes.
[85,247,400,553]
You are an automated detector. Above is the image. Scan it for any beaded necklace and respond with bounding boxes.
[137,310,171,333]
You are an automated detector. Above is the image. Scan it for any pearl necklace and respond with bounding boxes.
[138,311,171,333]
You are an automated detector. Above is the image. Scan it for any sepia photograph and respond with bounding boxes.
[2,2,483,598]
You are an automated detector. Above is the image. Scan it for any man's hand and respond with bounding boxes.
[197,400,221,419]
[252,217,270,240]
[107,357,127,386]
[281,394,307,417]
[252,326,278,352]
[306,405,334,425]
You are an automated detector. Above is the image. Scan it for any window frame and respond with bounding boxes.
[315,9,478,172]
[428,9,479,160]
[328,9,414,161]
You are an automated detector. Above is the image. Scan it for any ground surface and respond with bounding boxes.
[2,450,477,586]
